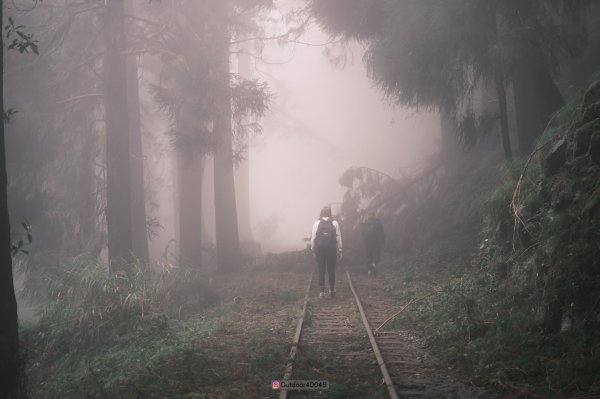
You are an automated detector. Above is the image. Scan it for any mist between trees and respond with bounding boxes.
[1,0,599,398]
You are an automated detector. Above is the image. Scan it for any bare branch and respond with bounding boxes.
[230,17,310,45]
[56,93,104,105]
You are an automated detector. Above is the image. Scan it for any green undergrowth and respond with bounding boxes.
[20,255,312,398]
[381,254,600,398]
[23,316,223,398]
[377,77,600,399]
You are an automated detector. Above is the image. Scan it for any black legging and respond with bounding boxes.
[316,247,337,291]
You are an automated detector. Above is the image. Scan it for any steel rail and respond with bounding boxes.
[279,270,314,399]
[347,271,399,399]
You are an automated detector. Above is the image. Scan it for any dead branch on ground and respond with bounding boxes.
[374,288,442,334]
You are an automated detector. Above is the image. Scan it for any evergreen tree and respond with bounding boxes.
[4,2,104,257]
[104,0,133,267]
[212,0,241,271]
[310,0,590,156]
[151,0,270,269]
[1,3,24,396]
[126,0,149,263]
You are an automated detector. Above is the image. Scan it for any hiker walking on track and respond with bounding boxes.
[362,211,385,276]
[311,206,343,298]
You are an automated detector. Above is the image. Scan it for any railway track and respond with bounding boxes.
[280,268,490,398]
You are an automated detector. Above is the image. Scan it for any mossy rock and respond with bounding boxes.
[572,101,600,131]
[582,79,600,107]
[591,129,600,166]
[582,185,600,216]
[573,118,600,157]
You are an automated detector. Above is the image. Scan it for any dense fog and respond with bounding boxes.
[140,11,441,256]
[232,29,439,252]
[2,1,599,398]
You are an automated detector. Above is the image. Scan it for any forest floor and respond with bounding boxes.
[23,262,313,398]
[22,255,496,399]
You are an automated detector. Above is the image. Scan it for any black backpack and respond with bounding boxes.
[314,218,337,250]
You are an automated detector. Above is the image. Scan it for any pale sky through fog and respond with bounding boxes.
[247,25,441,253]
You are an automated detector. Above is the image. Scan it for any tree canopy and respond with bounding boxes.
[310,0,591,155]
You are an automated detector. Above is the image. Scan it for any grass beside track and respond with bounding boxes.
[377,249,600,398]
[22,263,313,398]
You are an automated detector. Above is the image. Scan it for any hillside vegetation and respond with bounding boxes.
[366,78,600,398]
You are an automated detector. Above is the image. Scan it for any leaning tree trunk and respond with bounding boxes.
[178,153,204,268]
[213,2,241,271]
[0,2,22,397]
[104,0,133,269]
[513,53,564,155]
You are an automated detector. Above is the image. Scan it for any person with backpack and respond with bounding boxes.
[362,211,385,276]
[310,206,343,298]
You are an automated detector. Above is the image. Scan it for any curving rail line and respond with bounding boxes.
[280,268,488,399]
[279,271,314,399]
[346,271,399,399]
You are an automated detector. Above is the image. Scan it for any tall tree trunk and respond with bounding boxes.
[561,4,600,98]
[490,4,512,160]
[235,42,253,242]
[179,153,204,268]
[0,3,22,397]
[79,118,98,252]
[104,0,133,269]
[126,8,149,263]
[513,53,564,155]
[439,110,461,165]
[213,2,241,271]
[495,69,513,160]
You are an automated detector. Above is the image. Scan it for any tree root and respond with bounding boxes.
[511,140,554,251]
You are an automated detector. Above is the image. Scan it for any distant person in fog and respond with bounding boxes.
[311,206,343,298]
[362,211,385,276]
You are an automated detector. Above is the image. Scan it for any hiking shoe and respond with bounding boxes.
[330,289,336,298]
[319,291,325,298]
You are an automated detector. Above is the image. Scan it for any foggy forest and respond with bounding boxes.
[1,0,599,398]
